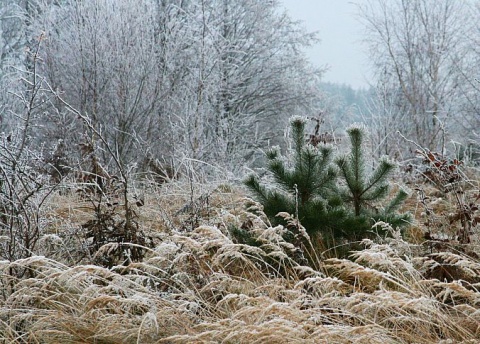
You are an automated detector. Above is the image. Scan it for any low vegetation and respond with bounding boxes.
[245,117,410,257]
[1,0,479,342]
[0,133,479,343]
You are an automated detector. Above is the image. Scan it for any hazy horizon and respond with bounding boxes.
[282,0,371,90]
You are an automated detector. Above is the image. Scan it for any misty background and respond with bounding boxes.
[282,0,371,89]
[0,0,478,180]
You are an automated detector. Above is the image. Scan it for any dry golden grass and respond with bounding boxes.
[0,178,479,343]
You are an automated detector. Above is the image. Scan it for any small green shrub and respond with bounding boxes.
[245,118,410,255]
[245,117,345,240]
[335,125,410,240]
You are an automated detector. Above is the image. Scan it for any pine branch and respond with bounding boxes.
[363,158,396,196]
[265,146,280,160]
[244,175,269,204]
[290,116,307,157]
[336,157,356,194]
[347,126,366,192]
[362,184,389,202]
[384,188,409,214]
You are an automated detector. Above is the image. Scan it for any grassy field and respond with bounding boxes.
[0,172,479,343]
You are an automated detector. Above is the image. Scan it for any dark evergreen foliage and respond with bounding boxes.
[244,118,410,252]
[245,117,345,240]
[335,125,410,237]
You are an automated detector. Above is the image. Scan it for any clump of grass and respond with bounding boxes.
[0,179,480,343]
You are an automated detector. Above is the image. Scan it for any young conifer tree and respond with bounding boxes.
[335,125,410,239]
[245,119,410,255]
[244,116,345,240]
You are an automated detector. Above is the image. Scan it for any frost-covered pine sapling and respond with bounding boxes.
[245,116,344,240]
[335,125,410,238]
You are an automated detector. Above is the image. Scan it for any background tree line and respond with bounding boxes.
[0,0,479,182]
[359,0,480,163]
[0,0,323,178]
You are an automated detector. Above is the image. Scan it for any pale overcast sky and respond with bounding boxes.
[282,0,371,89]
